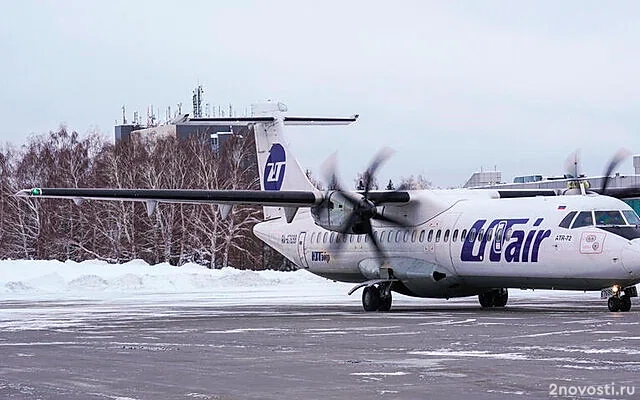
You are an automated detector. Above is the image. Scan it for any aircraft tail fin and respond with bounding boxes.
[251,102,357,220]
[194,102,357,220]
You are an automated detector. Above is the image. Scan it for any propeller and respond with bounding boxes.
[601,148,632,195]
[561,148,631,196]
[321,148,410,261]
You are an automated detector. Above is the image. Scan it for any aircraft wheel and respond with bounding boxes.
[378,287,392,312]
[494,289,509,307]
[362,286,380,312]
[608,296,621,312]
[478,292,495,308]
[619,295,632,312]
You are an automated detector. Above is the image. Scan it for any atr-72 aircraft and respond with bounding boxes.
[17,103,640,312]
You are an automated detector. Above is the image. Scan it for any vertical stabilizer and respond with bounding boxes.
[251,102,358,220]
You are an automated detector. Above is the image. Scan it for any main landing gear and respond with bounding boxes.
[478,288,508,308]
[362,283,393,312]
[605,285,636,312]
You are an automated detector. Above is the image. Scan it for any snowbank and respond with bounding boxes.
[0,259,350,300]
[0,259,627,303]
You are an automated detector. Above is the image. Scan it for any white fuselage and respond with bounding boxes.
[254,191,640,299]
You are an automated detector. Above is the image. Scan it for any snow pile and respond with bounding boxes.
[0,259,349,301]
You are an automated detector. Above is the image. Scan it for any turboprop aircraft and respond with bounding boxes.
[17,102,640,312]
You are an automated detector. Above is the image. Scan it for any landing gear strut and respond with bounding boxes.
[478,288,508,308]
[362,284,392,312]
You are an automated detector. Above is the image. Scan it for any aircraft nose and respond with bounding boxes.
[621,241,640,279]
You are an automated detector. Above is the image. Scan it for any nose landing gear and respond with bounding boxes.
[604,285,636,312]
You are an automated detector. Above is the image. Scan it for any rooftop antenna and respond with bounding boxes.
[133,111,139,125]
[122,105,127,124]
[192,84,204,117]
[205,102,211,117]
[177,102,182,115]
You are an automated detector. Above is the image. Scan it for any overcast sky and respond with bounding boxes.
[1,0,640,187]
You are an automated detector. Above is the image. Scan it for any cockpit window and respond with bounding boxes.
[571,211,593,229]
[623,210,640,225]
[559,211,577,229]
[594,211,625,226]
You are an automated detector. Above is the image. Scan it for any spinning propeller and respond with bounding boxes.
[320,147,410,260]
[562,148,631,195]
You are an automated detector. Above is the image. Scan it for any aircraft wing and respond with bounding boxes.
[15,188,324,207]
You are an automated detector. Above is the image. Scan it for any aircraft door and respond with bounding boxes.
[297,232,309,269]
[445,213,463,270]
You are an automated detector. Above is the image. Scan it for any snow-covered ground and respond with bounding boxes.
[0,259,359,305]
[0,259,617,304]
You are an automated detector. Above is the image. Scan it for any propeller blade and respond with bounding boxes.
[601,148,632,195]
[564,149,580,179]
[371,210,411,227]
[363,218,386,261]
[363,147,395,197]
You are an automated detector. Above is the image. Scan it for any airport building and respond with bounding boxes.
[114,85,248,152]
[469,156,640,214]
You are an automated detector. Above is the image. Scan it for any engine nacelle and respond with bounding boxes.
[310,191,365,234]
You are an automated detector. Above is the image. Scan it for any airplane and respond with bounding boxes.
[16,102,640,313]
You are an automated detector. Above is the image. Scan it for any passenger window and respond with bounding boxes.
[388,231,393,243]
[469,228,476,242]
[357,235,362,243]
[572,211,594,229]
[444,229,450,242]
[373,231,379,242]
[311,232,316,243]
[395,231,401,243]
[435,230,442,242]
[505,228,512,241]
[623,210,640,225]
[428,229,434,242]
[461,229,467,241]
[403,230,409,242]
[380,231,386,242]
[486,228,493,242]
[453,229,459,242]
[411,230,417,243]
[595,210,625,226]
[350,234,354,243]
[496,227,503,242]
[477,229,484,242]
[330,232,335,243]
[364,235,368,243]
[419,230,425,242]
[559,211,577,229]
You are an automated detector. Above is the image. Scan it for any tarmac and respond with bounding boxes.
[0,295,639,399]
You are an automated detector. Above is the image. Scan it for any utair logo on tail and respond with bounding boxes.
[264,143,286,191]
[461,218,552,263]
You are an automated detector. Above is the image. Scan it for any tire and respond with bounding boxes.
[619,295,632,312]
[494,289,509,307]
[479,292,495,308]
[378,288,392,312]
[362,286,380,312]
[608,297,621,312]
